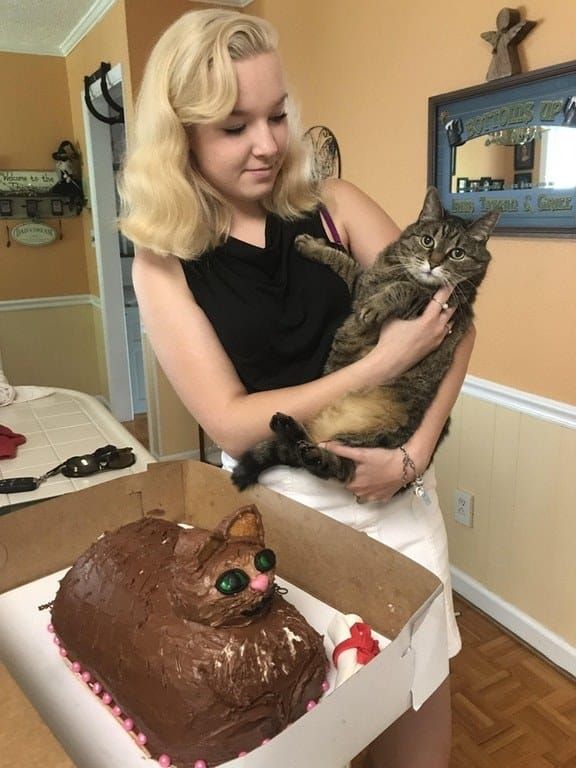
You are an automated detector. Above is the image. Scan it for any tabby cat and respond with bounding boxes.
[232,187,498,490]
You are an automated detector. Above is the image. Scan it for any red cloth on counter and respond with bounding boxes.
[0,425,27,459]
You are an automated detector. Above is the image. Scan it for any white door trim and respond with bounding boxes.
[82,63,133,422]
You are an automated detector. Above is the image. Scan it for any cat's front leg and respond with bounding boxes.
[357,282,422,327]
[295,234,360,292]
[296,441,355,483]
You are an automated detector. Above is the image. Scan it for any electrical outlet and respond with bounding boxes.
[454,489,474,527]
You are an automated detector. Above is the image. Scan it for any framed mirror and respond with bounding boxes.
[428,59,576,237]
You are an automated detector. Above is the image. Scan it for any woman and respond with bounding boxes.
[120,9,472,767]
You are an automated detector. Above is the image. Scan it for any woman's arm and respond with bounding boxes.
[133,248,452,457]
[323,327,475,502]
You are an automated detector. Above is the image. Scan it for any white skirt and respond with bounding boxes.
[221,453,462,659]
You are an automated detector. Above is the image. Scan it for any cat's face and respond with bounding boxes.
[398,188,498,290]
[169,506,278,628]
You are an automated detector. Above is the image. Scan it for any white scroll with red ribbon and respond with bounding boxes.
[328,613,381,688]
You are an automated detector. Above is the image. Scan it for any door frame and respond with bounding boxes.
[82,63,133,422]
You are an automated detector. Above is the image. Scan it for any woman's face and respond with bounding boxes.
[188,51,290,210]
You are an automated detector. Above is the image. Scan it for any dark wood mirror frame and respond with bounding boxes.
[428,60,576,238]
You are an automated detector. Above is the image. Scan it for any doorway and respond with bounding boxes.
[82,64,148,434]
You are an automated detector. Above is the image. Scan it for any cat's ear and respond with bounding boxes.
[418,187,445,223]
[467,211,499,242]
[216,505,265,544]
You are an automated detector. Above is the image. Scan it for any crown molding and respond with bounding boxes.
[60,0,118,56]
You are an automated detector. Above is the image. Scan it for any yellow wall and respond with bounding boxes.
[251,0,576,406]
[65,0,132,299]
[0,53,88,300]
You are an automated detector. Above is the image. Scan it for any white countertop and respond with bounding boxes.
[0,389,155,511]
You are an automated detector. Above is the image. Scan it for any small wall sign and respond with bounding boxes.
[11,222,58,246]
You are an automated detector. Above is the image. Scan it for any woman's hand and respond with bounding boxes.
[319,442,409,503]
[366,286,456,383]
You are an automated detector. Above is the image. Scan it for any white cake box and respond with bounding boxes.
[0,460,448,767]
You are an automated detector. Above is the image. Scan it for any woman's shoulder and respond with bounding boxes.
[133,247,192,297]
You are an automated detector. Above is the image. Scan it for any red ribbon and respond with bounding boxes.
[332,622,380,667]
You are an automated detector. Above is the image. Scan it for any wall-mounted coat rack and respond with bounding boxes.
[84,62,124,125]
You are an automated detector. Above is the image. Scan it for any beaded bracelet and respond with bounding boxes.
[399,445,426,498]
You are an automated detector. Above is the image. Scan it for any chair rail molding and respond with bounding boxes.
[462,375,576,429]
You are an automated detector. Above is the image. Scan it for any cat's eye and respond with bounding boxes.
[254,548,276,573]
[215,569,250,596]
[420,235,435,248]
[450,247,465,260]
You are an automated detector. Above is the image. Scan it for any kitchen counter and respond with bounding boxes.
[0,388,155,511]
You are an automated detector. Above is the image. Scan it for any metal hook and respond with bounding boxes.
[84,62,124,125]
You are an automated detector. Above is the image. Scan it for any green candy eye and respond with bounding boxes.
[420,234,435,248]
[215,569,250,595]
[254,548,276,573]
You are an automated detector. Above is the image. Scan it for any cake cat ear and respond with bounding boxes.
[216,505,265,544]
[467,211,500,242]
[418,186,445,223]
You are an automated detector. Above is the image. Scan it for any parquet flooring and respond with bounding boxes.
[1,594,575,766]
[450,594,576,767]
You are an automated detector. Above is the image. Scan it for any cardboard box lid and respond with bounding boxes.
[0,460,441,639]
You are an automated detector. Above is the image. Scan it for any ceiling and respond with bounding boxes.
[0,0,255,57]
[0,0,118,57]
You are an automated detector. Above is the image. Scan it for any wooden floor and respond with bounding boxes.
[121,412,150,450]
[2,593,575,766]
[450,595,576,767]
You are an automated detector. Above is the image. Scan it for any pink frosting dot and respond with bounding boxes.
[194,761,207,768]
[306,700,317,711]
[238,753,248,758]
[53,636,61,646]
[123,718,134,732]
[321,679,330,692]
[102,692,112,705]
[59,647,68,657]
[47,624,55,633]
[81,671,91,683]
[72,661,82,673]
[92,682,102,695]
[112,705,122,717]
[158,755,171,768]
[137,733,148,746]
[261,738,271,745]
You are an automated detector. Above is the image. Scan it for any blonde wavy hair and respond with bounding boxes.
[119,9,319,260]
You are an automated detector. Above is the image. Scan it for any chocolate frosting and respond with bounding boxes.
[51,506,327,766]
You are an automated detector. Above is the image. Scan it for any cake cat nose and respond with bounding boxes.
[250,574,269,592]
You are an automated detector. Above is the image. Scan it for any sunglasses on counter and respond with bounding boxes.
[0,445,136,494]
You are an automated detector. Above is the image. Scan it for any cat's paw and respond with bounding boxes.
[296,441,323,468]
[270,412,306,442]
[358,302,384,326]
[294,233,324,257]
[231,456,261,490]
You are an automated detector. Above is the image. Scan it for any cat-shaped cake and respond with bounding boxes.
[50,505,327,767]
[232,187,498,489]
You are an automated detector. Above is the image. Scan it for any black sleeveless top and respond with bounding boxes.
[180,210,351,393]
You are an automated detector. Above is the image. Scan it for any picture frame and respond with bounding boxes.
[428,58,576,237]
[514,141,535,170]
[514,172,533,189]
